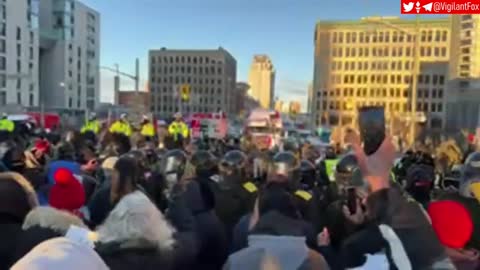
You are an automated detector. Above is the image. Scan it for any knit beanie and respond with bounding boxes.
[49,168,85,212]
[427,200,473,249]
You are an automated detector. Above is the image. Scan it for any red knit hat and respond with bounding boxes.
[49,168,85,212]
[34,139,50,153]
[428,200,473,249]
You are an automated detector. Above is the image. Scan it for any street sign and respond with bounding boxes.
[180,84,190,102]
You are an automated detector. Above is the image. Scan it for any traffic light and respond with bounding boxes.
[180,84,190,102]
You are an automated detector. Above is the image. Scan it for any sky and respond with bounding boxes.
[81,0,421,109]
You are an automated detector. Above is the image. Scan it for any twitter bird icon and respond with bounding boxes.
[403,2,414,12]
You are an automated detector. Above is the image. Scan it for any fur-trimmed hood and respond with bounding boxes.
[0,172,38,220]
[22,207,86,234]
[97,191,175,250]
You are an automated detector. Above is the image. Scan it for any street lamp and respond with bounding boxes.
[364,16,420,145]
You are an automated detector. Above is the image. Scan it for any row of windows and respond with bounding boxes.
[151,55,224,65]
[418,88,445,99]
[151,66,223,75]
[318,100,444,113]
[331,46,447,58]
[152,86,223,95]
[332,60,415,71]
[328,74,446,85]
[320,87,408,98]
[320,86,444,99]
[330,29,448,44]
[151,76,224,85]
[0,91,35,106]
[15,92,36,106]
[154,95,223,105]
[152,105,223,114]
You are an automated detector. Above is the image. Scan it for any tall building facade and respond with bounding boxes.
[311,17,450,130]
[39,0,100,111]
[1,0,40,107]
[149,47,237,117]
[450,15,480,79]
[248,55,275,109]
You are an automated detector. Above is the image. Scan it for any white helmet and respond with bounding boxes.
[174,112,182,119]
[120,113,127,120]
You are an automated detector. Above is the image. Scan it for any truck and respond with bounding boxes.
[245,109,283,150]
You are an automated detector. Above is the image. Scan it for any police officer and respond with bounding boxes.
[109,113,132,137]
[144,149,186,212]
[269,151,317,225]
[81,112,101,135]
[334,153,360,195]
[317,146,339,185]
[168,112,189,143]
[140,115,155,142]
[0,113,15,140]
[212,150,258,240]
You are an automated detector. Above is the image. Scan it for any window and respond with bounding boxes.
[17,27,21,41]
[0,39,4,53]
[0,74,5,88]
[29,47,33,59]
[441,47,447,57]
[17,44,21,57]
[17,60,21,73]
[17,93,21,104]
[68,98,73,108]
[438,103,443,112]
[0,23,5,36]
[442,31,448,41]
[0,91,4,105]
[29,94,34,106]
[17,79,21,90]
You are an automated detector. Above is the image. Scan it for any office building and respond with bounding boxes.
[39,0,100,111]
[289,101,301,115]
[0,0,40,107]
[274,100,284,112]
[311,16,450,129]
[233,82,249,115]
[149,47,237,117]
[450,15,480,79]
[248,55,275,109]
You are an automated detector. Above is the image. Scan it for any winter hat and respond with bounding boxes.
[0,172,38,221]
[427,200,473,249]
[49,168,85,212]
[11,237,109,270]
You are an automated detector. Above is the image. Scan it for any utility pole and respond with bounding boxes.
[409,15,420,145]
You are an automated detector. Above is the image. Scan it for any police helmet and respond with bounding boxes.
[161,149,187,176]
[335,154,359,188]
[221,150,247,171]
[123,150,148,172]
[190,150,217,174]
[270,151,300,186]
[335,154,358,175]
[463,152,480,182]
[283,139,299,153]
[325,146,336,159]
[299,160,316,189]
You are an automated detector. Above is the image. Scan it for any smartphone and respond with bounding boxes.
[347,188,357,215]
[358,106,385,156]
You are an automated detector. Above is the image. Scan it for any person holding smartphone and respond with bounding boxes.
[338,130,454,269]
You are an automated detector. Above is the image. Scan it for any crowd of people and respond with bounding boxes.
[0,113,478,269]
